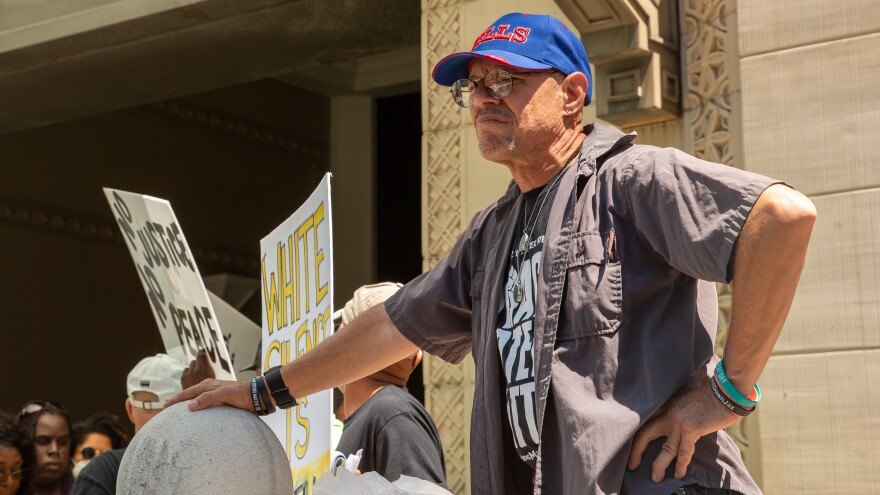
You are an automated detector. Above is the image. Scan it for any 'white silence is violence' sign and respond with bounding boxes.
[260,173,334,491]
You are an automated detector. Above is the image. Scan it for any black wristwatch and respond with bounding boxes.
[264,365,298,409]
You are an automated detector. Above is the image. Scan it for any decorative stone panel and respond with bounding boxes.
[681,0,760,480]
[556,0,682,127]
[422,1,473,493]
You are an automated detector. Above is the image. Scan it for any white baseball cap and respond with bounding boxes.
[332,282,403,325]
[126,354,187,410]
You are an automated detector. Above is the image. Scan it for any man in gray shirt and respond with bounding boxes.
[171,12,816,495]
[333,283,446,488]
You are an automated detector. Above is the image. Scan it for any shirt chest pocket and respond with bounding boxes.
[557,230,622,341]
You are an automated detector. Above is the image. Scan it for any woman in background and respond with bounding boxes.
[0,411,35,495]
[70,413,129,478]
[17,402,72,495]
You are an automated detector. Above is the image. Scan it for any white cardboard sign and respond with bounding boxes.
[260,173,334,492]
[207,290,261,381]
[104,188,235,380]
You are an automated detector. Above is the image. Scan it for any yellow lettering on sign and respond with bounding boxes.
[295,397,310,459]
[264,339,291,372]
[295,216,314,314]
[261,255,281,335]
[280,236,296,328]
[315,307,331,345]
[295,320,311,358]
[313,202,328,306]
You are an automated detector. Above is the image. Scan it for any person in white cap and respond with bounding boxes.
[71,354,186,495]
[332,283,446,488]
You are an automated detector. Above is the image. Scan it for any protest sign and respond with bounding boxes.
[207,290,261,381]
[104,188,235,380]
[260,173,334,493]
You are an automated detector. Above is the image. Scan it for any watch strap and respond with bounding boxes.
[264,365,297,409]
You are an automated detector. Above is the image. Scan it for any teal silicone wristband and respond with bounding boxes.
[715,359,761,408]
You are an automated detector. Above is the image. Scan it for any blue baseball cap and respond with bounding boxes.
[432,13,593,105]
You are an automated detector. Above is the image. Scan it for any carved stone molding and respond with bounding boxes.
[422,1,472,493]
[683,0,737,348]
[682,0,735,166]
[147,100,327,163]
[682,0,757,476]
[0,198,259,275]
[557,0,682,127]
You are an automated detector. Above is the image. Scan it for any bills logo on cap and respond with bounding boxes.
[431,13,593,105]
[472,25,531,48]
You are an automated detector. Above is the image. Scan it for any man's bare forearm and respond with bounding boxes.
[165,302,418,412]
[723,183,817,391]
[280,303,418,401]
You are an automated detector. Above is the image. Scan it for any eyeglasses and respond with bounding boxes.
[449,69,554,108]
[0,468,24,483]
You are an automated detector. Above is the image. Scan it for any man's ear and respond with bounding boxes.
[561,72,589,115]
[411,350,423,371]
[124,398,135,424]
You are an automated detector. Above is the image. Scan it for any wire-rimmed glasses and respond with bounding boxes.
[449,69,554,108]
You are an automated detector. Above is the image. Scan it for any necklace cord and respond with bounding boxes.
[510,151,581,303]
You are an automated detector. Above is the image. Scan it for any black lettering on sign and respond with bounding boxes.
[170,303,199,357]
[131,218,195,273]
[186,307,205,351]
[193,307,215,360]
[137,264,167,328]
[169,303,233,373]
[153,223,177,267]
[111,192,137,247]
[146,222,170,268]
[169,223,195,272]
[137,229,156,269]
[198,306,231,372]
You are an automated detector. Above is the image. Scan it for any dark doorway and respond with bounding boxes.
[375,91,423,402]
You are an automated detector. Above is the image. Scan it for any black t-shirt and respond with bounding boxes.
[336,385,447,488]
[71,447,126,495]
[496,176,562,469]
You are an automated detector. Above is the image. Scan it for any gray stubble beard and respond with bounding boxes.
[477,133,517,156]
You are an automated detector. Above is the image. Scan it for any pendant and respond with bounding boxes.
[518,232,529,256]
[512,279,524,304]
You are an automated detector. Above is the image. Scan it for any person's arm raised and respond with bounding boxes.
[628,183,817,482]
[165,303,418,412]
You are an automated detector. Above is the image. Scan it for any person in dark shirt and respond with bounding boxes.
[333,283,447,488]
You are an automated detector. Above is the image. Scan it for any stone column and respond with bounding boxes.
[680,0,761,481]
[330,96,376,309]
[421,1,475,492]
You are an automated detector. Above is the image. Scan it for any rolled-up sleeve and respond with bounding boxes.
[384,211,489,364]
[621,147,782,282]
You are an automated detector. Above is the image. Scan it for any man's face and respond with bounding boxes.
[468,60,565,163]
[32,413,70,485]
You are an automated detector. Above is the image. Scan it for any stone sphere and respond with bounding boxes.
[117,401,292,494]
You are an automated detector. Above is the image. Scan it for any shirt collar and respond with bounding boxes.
[496,122,637,208]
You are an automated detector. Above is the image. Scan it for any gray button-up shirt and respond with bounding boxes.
[385,123,776,494]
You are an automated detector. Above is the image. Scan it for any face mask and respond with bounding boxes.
[72,459,90,478]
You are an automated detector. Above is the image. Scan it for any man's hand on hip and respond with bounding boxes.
[627,374,739,483]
